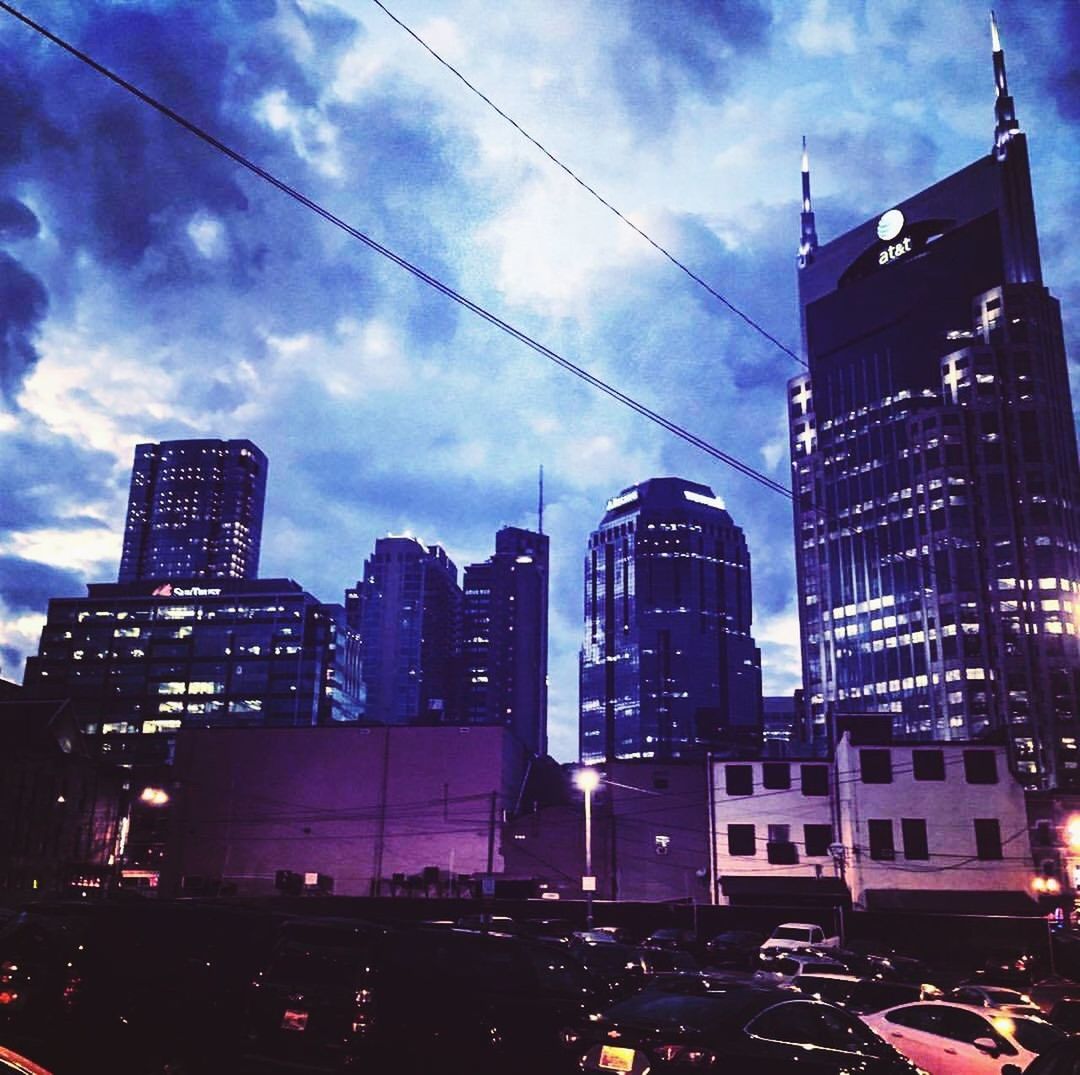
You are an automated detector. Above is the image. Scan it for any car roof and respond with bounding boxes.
[608,986,845,1027]
[795,973,862,983]
[774,922,822,930]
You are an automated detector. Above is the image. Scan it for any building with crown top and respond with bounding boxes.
[790,17,1080,789]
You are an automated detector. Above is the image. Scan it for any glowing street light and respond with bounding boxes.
[574,767,601,929]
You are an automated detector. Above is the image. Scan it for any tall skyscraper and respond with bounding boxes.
[790,18,1080,789]
[118,439,267,583]
[346,536,462,724]
[462,526,549,756]
[580,477,763,763]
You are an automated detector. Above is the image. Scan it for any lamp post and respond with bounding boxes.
[574,767,601,929]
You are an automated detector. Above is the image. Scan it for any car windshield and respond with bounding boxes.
[604,992,730,1030]
[985,988,1028,1003]
[1009,1018,1066,1054]
[266,940,371,986]
[797,976,856,1003]
[580,945,639,971]
[773,927,812,941]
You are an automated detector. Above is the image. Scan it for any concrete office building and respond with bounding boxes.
[790,19,1080,787]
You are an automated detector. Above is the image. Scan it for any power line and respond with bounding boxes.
[370,0,807,371]
[0,0,793,502]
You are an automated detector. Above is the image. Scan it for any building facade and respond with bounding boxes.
[462,526,549,756]
[162,724,526,898]
[580,477,763,763]
[118,439,267,583]
[710,735,1033,910]
[24,578,363,771]
[346,536,462,725]
[503,759,710,904]
[790,22,1080,788]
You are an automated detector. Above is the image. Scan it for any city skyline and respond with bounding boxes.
[0,1,1077,762]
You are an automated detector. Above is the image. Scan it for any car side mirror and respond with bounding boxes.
[972,1037,999,1057]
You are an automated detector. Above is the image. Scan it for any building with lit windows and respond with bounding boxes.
[23,577,363,871]
[790,19,1080,788]
[580,477,763,763]
[346,536,462,725]
[462,526,549,756]
[24,578,362,767]
[118,439,267,582]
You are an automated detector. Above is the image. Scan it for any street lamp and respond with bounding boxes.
[574,767,601,929]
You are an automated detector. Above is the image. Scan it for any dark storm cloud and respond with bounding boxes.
[607,0,771,130]
[0,426,115,530]
[0,252,47,404]
[0,198,39,240]
[0,556,83,611]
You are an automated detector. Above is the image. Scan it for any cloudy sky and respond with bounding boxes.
[1,0,1077,760]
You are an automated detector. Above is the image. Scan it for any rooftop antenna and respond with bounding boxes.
[538,464,544,535]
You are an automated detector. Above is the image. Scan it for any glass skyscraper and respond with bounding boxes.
[118,439,267,583]
[790,19,1080,788]
[346,536,462,725]
[580,477,763,763]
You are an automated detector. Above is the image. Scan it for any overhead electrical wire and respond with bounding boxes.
[369,0,808,370]
[0,0,793,502]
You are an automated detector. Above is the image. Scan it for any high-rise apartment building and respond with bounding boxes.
[790,19,1080,788]
[580,477,763,763]
[462,526,549,756]
[346,536,462,724]
[118,439,267,582]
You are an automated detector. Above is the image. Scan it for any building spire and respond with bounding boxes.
[798,135,818,269]
[991,11,1020,160]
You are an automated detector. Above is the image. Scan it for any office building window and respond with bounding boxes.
[804,824,833,857]
[860,750,893,784]
[964,751,998,785]
[868,819,895,860]
[801,764,829,797]
[762,762,791,790]
[974,819,1003,860]
[901,818,929,860]
[728,824,756,856]
[913,749,946,781]
[725,765,753,796]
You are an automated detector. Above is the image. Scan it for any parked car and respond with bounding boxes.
[644,928,698,953]
[754,952,849,983]
[562,981,922,1073]
[246,919,603,1074]
[861,1000,1066,1075]
[1018,1035,1080,1073]
[1047,998,1080,1033]
[570,942,649,1003]
[760,922,840,958]
[703,930,765,969]
[950,983,1043,1017]
[0,1045,53,1075]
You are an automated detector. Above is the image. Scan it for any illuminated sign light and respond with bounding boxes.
[605,490,639,512]
[878,235,912,266]
[684,490,726,510]
[151,583,222,598]
[876,208,905,241]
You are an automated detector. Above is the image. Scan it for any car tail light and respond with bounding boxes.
[62,972,83,1009]
[653,1044,714,1064]
[0,991,18,1005]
